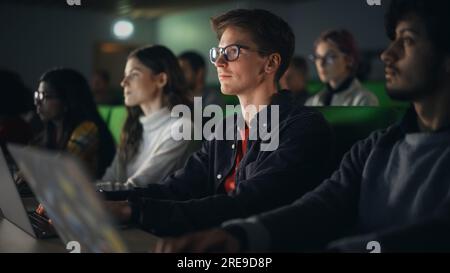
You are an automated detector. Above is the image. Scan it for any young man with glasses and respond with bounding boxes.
[106,9,334,237]
[155,0,450,252]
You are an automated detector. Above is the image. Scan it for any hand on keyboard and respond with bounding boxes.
[104,201,132,224]
[35,204,52,224]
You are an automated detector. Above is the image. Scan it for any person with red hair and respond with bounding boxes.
[306,29,379,106]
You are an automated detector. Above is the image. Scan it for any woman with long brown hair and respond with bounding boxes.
[98,45,193,190]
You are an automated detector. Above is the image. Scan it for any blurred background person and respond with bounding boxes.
[91,69,122,105]
[178,51,225,109]
[0,69,37,147]
[306,29,379,106]
[279,56,310,105]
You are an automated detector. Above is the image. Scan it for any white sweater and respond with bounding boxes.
[305,79,379,106]
[99,107,192,189]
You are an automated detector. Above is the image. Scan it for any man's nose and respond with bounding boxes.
[214,52,227,67]
[381,42,398,65]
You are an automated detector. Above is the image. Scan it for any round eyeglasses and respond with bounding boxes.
[210,44,253,64]
[309,53,340,66]
[34,91,60,103]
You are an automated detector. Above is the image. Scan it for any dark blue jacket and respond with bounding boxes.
[128,90,334,236]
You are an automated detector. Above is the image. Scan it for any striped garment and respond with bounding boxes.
[66,121,99,177]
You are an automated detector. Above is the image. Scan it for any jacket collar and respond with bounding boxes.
[231,90,293,141]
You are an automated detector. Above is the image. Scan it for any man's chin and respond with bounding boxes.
[220,86,237,96]
[124,98,135,107]
[386,86,426,102]
[386,88,412,101]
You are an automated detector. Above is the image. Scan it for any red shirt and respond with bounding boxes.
[224,127,249,193]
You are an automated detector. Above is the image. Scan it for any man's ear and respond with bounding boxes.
[157,72,168,89]
[265,53,281,75]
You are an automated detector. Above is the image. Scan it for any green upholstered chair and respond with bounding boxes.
[315,106,407,169]
[108,106,127,144]
[306,80,410,108]
[97,105,112,125]
[363,81,409,108]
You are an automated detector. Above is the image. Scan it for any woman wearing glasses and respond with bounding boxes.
[34,68,116,179]
[33,68,116,217]
[97,45,193,191]
[306,29,379,106]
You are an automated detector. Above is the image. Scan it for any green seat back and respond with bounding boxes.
[315,106,406,167]
[363,81,409,108]
[109,106,127,144]
[307,80,410,108]
[97,105,112,125]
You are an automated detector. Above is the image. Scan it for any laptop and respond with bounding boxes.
[7,144,128,253]
[0,149,57,239]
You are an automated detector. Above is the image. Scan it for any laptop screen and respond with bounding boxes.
[0,150,36,236]
[7,144,128,253]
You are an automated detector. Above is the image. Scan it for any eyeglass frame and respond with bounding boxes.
[209,44,268,64]
[308,52,345,66]
[34,90,60,103]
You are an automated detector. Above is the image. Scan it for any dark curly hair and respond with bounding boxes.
[385,0,450,54]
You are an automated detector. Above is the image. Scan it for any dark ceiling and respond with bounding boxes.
[4,0,311,18]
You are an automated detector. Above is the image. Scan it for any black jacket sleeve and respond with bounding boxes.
[251,130,383,251]
[326,201,450,252]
